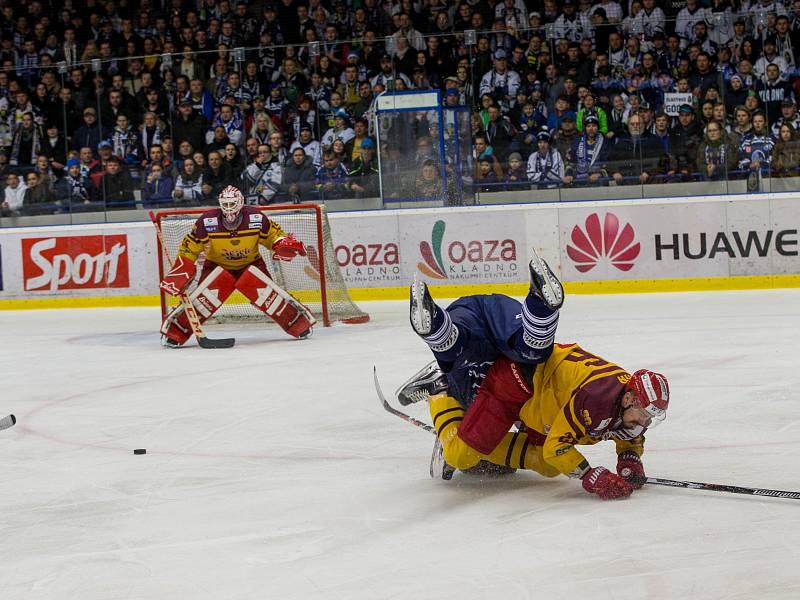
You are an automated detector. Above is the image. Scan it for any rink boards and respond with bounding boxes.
[1,193,799,308]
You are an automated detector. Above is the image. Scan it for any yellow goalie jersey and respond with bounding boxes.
[520,343,644,477]
[177,206,287,271]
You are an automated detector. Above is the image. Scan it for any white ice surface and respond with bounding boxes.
[1,291,800,600]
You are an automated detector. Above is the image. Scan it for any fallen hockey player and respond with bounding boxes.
[401,250,669,499]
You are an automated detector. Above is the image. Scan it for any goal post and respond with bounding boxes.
[154,203,369,327]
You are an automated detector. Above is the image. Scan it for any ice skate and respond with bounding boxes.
[528,248,564,310]
[396,361,449,406]
[409,276,436,336]
[161,335,182,348]
[430,437,456,480]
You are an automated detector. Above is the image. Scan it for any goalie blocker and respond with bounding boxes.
[161,258,316,346]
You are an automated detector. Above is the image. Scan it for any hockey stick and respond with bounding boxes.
[0,414,16,431]
[375,367,800,494]
[373,366,435,434]
[150,212,235,349]
[639,476,800,501]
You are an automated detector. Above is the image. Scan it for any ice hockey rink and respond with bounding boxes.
[1,290,799,600]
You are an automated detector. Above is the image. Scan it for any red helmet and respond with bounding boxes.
[627,369,670,424]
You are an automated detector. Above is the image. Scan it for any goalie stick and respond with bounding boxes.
[638,476,800,501]
[0,414,16,432]
[373,367,454,479]
[150,211,235,349]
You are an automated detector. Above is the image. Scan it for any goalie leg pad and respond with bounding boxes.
[429,394,481,471]
[160,304,193,346]
[160,266,237,345]
[235,265,315,339]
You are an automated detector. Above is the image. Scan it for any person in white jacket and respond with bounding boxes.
[632,0,666,44]
[173,158,204,205]
[676,0,706,48]
[479,49,521,110]
[553,0,593,43]
[2,173,27,215]
[527,129,565,188]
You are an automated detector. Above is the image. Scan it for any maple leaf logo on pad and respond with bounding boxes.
[566,212,640,273]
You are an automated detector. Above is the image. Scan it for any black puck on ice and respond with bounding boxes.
[133,448,147,455]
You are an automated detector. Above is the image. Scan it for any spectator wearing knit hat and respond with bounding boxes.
[504,151,528,190]
[564,115,609,186]
[526,128,565,188]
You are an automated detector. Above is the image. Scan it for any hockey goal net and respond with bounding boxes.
[154,204,369,327]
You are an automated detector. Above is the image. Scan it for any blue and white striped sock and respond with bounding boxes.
[522,295,559,350]
[423,309,459,353]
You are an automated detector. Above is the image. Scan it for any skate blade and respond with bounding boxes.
[529,252,563,309]
[410,279,432,335]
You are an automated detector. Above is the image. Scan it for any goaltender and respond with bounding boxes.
[159,185,314,346]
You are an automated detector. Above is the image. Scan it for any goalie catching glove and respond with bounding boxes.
[272,234,306,262]
[160,255,196,296]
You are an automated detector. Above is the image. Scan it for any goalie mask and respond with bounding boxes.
[219,185,244,224]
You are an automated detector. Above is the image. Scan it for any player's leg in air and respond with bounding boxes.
[403,248,564,477]
[402,247,564,405]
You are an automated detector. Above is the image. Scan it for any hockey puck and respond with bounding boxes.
[133,448,147,455]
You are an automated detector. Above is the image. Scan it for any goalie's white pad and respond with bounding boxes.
[235,266,316,338]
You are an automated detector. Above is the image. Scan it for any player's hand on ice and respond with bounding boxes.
[616,451,645,489]
[272,234,307,262]
[581,466,633,500]
[160,255,196,296]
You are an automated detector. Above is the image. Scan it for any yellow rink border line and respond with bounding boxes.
[347,275,800,300]
[1,274,800,310]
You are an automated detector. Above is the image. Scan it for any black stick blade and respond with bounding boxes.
[0,414,16,431]
[197,336,236,349]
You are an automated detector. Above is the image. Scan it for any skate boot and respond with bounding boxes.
[409,276,436,336]
[161,335,183,348]
[528,247,564,310]
[430,437,456,480]
[396,361,449,406]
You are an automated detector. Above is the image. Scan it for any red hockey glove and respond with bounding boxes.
[582,466,633,500]
[272,234,307,262]
[160,255,196,296]
[617,451,646,489]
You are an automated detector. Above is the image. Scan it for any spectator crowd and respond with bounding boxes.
[2,0,800,216]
